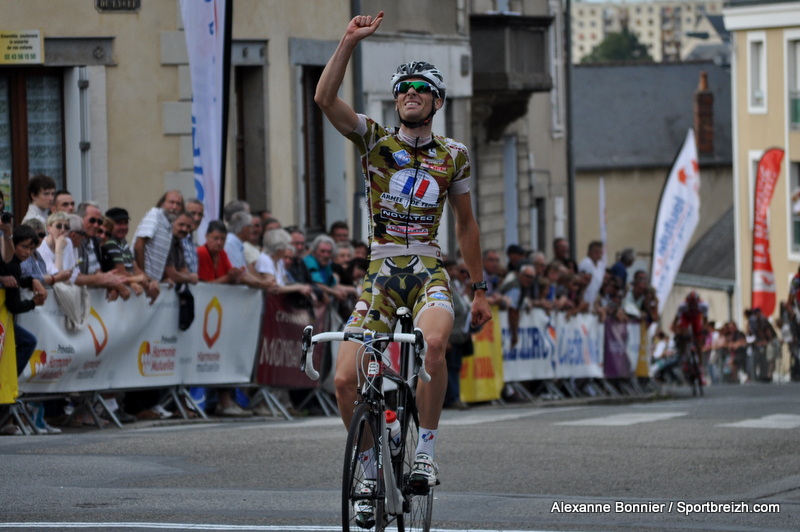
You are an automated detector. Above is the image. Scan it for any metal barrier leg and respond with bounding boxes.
[252,387,294,421]
[177,386,208,420]
[93,392,122,428]
[543,380,566,400]
[0,401,40,435]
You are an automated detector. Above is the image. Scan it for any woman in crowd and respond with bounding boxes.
[256,228,315,300]
[37,212,78,284]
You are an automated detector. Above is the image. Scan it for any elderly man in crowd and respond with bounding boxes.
[163,211,199,286]
[303,234,349,303]
[133,190,184,301]
[73,202,125,294]
[223,210,275,291]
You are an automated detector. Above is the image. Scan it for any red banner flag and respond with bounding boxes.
[752,148,785,316]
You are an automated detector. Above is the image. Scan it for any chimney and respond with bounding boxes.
[694,71,714,154]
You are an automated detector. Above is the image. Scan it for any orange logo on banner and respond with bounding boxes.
[26,350,47,380]
[88,307,109,356]
[203,296,223,348]
[137,341,150,376]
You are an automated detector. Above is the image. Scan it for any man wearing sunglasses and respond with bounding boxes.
[315,11,491,512]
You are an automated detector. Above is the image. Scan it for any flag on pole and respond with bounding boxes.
[180,0,232,240]
[650,129,701,314]
[751,148,785,316]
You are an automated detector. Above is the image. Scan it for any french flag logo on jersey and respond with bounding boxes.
[388,168,439,208]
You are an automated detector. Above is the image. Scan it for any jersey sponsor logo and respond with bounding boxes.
[423,164,448,173]
[430,292,449,301]
[380,209,435,224]
[388,168,440,208]
[393,149,412,166]
[387,224,430,236]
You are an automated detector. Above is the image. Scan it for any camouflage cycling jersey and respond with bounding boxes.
[346,114,470,260]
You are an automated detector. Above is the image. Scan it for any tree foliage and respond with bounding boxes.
[581,29,653,64]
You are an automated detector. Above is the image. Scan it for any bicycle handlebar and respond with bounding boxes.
[299,326,430,383]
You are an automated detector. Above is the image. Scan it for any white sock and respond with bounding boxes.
[359,449,377,480]
[415,427,438,458]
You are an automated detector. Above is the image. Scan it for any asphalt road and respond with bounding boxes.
[1,382,798,532]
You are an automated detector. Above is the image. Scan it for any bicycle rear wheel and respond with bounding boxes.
[343,403,385,531]
[396,399,433,531]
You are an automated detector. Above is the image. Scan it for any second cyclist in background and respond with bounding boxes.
[314,8,492,514]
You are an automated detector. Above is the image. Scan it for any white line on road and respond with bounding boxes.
[718,413,800,429]
[553,412,687,426]
[0,523,555,532]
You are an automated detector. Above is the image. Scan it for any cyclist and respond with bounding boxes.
[673,291,708,382]
[314,10,492,522]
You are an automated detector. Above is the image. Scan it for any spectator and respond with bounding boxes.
[501,263,541,348]
[304,234,348,303]
[21,218,68,288]
[224,211,274,291]
[0,190,14,263]
[263,217,282,232]
[530,251,547,279]
[222,199,249,223]
[76,202,126,297]
[243,214,263,267]
[257,228,314,301]
[542,261,571,314]
[182,198,203,274]
[329,220,350,243]
[98,217,113,246]
[0,226,48,435]
[352,240,369,260]
[505,244,527,277]
[594,274,625,322]
[101,207,152,300]
[162,211,199,286]
[622,270,659,324]
[196,220,250,418]
[578,240,605,305]
[609,247,635,287]
[481,249,505,307]
[553,237,578,273]
[38,212,79,284]
[133,190,184,297]
[563,272,589,318]
[443,259,472,411]
[53,190,75,214]
[21,174,56,224]
[285,227,319,303]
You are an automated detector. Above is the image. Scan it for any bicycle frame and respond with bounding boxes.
[300,308,430,525]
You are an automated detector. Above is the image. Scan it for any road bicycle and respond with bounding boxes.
[301,307,434,531]
[676,331,704,397]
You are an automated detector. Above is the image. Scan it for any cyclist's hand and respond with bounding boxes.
[346,11,384,42]
[471,295,492,327]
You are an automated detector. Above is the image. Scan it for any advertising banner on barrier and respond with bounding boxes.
[552,312,604,379]
[17,284,261,393]
[460,306,504,403]
[0,291,18,404]
[501,308,603,381]
[255,294,322,389]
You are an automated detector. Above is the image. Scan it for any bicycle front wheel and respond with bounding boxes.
[396,400,433,532]
[343,403,385,532]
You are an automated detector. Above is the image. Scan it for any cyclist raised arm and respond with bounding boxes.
[315,10,491,511]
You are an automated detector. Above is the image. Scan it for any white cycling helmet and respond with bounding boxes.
[390,61,447,102]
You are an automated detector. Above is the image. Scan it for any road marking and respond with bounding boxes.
[0,523,555,532]
[553,412,687,426]
[718,414,800,429]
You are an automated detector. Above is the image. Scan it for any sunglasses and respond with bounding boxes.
[87,217,103,225]
[395,81,434,95]
[53,223,70,231]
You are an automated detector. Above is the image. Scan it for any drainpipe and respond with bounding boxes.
[351,0,365,241]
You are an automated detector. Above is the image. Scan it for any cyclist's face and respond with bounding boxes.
[395,78,441,121]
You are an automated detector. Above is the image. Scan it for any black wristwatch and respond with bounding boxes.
[471,281,488,292]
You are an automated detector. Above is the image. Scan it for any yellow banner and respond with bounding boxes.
[635,320,651,378]
[0,30,43,65]
[460,306,504,403]
[0,291,18,404]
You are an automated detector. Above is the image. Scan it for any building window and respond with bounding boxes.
[791,162,800,253]
[788,37,800,129]
[0,68,65,217]
[748,32,767,112]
